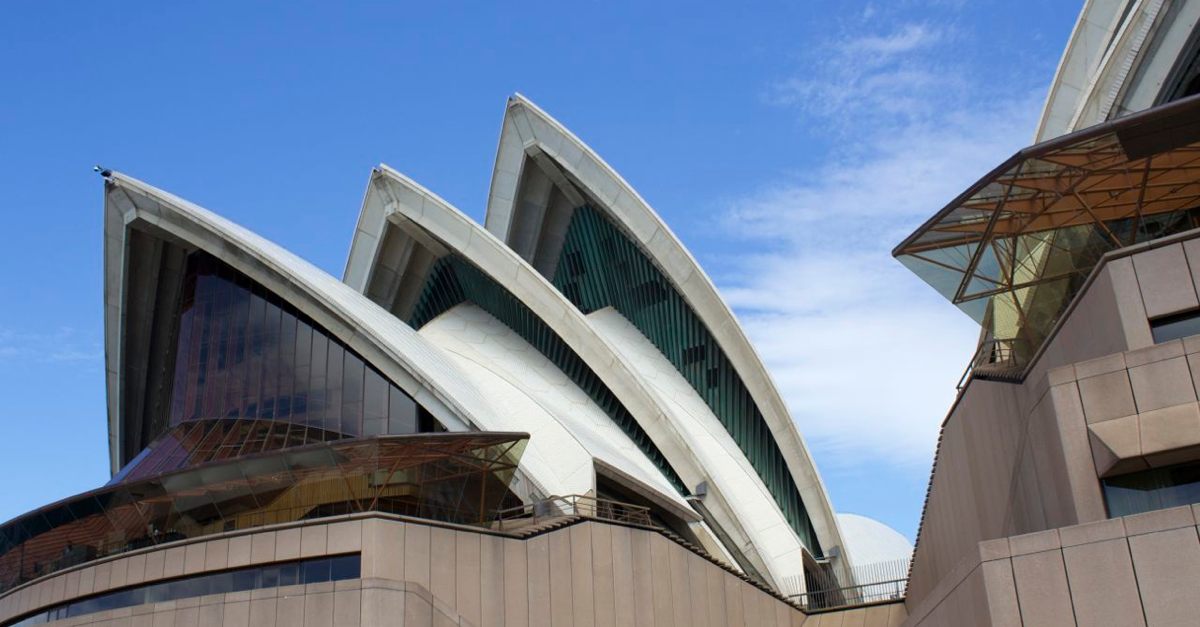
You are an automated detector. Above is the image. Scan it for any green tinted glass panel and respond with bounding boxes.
[551,205,821,555]
[408,255,687,495]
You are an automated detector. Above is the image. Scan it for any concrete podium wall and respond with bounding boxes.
[0,514,820,627]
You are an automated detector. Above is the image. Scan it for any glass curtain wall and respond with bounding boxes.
[163,252,439,447]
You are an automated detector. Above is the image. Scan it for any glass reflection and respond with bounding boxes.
[166,252,438,449]
[0,434,525,594]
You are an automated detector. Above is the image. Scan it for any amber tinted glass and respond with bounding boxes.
[894,122,1200,374]
[165,252,437,444]
[0,434,526,594]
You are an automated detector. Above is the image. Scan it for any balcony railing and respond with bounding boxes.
[489,494,654,531]
[790,577,908,610]
[787,557,910,611]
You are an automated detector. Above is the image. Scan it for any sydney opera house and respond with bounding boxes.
[13,0,1200,625]
[0,95,909,627]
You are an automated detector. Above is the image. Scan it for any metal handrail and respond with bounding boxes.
[490,494,653,529]
[789,577,908,611]
[783,557,910,611]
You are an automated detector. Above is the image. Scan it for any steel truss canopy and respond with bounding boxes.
[894,94,1200,373]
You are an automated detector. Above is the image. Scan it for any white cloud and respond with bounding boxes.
[0,327,101,364]
[765,17,1007,138]
[846,23,942,57]
[721,21,1045,468]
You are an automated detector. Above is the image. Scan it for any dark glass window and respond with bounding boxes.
[329,554,359,581]
[9,554,359,627]
[301,557,331,584]
[206,571,234,595]
[309,332,328,429]
[1151,309,1200,344]
[277,562,299,587]
[231,568,259,590]
[388,387,417,435]
[363,368,388,437]
[1104,461,1200,517]
[326,343,344,436]
[417,406,444,433]
[164,252,439,448]
[145,581,171,603]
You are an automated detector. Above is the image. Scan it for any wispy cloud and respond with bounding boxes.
[846,23,943,57]
[766,20,963,133]
[0,327,102,364]
[720,13,1046,469]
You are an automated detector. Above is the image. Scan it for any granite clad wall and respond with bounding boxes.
[907,236,1200,613]
[904,371,1104,603]
[0,515,830,627]
[359,518,806,627]
[801,603,906,627]
[906,505,1200,627]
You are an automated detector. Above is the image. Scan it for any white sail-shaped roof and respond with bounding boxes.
[344,168,758,564]
[340,93,851,587]
[483,95,846,568]
[103,172,492,472]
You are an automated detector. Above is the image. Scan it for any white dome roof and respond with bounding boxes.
[837,513,913,566]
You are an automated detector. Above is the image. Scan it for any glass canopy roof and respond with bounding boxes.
[894,94,1200,375]
[0,432,526,594]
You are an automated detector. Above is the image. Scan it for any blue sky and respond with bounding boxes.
[0,2,1080,540]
